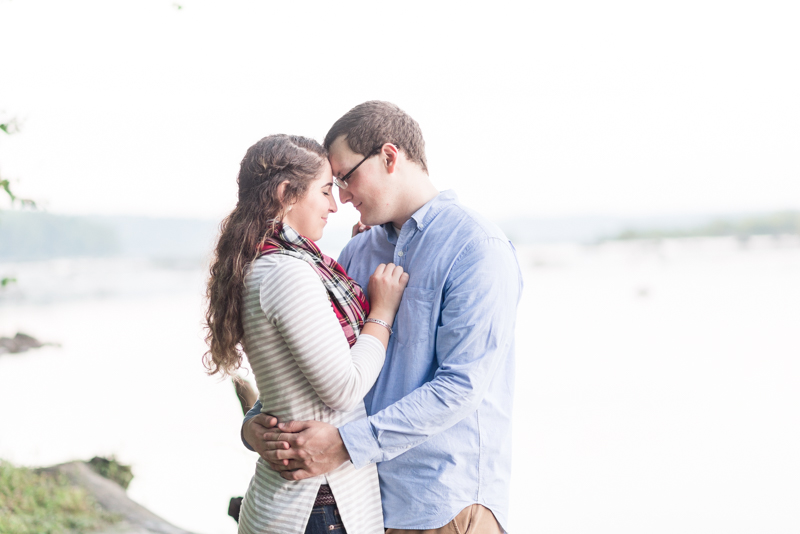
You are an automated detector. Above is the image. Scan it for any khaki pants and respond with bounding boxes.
[385,504,502,534]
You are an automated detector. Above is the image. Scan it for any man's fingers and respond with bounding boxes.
[264,447,301,463]
[280,469,314,481]
[265,458,306,472]
[252,414,279,428]
[262,430,297,443]
[261,440,290,451]
[265,459,290,471]
[276,420,313,433]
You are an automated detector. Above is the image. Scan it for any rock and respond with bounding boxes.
[40,461,197,534]
[0,332,54,355]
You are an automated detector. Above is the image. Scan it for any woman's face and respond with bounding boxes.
[282,159,338,241]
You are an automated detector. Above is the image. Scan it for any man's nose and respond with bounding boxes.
[338,187,352,204]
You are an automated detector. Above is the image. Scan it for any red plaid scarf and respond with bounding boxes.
[259,223,369,347]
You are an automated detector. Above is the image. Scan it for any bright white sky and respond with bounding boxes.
[1,0,798,221]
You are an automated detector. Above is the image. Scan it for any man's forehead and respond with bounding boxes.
[328,136,353,158]
[327,137,357,170]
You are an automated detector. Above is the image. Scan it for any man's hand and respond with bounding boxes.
[262,420,351,481]
[242,414,279,461]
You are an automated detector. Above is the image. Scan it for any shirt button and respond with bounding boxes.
[397,250,404,257]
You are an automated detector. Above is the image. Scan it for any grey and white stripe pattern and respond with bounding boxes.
[237,254,385,534]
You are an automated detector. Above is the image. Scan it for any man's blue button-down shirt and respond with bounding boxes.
[245,191,522,531]
[336,191,522,531]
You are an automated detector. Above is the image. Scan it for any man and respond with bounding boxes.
[243,101,523,533]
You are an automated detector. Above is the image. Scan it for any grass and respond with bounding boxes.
[87,457,133,491]
[0,460,116,534]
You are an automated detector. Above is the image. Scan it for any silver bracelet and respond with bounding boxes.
[365,318,393,334]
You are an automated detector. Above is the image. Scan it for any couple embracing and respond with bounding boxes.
[204,101,523,534]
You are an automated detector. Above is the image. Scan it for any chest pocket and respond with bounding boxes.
[392,287,436,348]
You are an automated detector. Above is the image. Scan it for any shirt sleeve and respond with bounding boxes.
[241,400,263,451]
[339,237,522,467]
[259,256,386,413]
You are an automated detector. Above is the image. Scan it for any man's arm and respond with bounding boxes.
[265,238,522,478]
[242,399,266,451]
[241,399,281,459]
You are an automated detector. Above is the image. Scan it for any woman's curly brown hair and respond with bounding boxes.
[203,134,327,377]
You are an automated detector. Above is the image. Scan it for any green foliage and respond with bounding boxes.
[0,118,21,136]
[0,460,114,534]
[1,115,34,208]
[87,457,133,490]
[615,211,800,241]
[0,179,35,209]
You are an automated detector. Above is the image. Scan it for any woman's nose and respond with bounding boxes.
[329,194,338,213]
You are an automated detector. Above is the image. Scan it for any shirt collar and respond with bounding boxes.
[382,190,458,243]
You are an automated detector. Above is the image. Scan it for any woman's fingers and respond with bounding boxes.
[351,220,372,237]
[372,263,405,279]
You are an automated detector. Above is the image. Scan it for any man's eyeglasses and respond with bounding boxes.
[333,146,383,189]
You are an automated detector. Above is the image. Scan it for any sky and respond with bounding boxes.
[1,0,799,222]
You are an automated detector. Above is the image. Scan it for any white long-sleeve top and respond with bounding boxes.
[237,254,385,534]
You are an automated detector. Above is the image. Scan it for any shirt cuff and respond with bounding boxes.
[241,400,262,452]
[241,426,255,452]
[339,416,381,469]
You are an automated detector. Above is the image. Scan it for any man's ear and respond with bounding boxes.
[382,143,400,174]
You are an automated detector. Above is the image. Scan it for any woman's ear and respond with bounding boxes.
[382,143,399,174]
[276,181,293,217]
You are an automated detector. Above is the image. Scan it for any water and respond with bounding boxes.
[1,236,799,533]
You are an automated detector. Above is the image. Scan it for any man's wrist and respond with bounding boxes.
[241,418,257,452]
[339,418,381,469]
[335,429,352,463]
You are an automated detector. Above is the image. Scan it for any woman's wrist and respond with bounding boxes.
[366,310,395,327]
[365,318,393,334]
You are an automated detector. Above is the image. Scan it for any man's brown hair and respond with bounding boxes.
[324,101,428,174]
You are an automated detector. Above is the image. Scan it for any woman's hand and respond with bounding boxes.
[367,263,409,326]
[351,220,372,237]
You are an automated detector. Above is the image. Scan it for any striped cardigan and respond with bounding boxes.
[237,254,386,534]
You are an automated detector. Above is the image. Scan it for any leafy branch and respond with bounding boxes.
[0,117,20,135]
[1,178,35,208]
[0,116,35,208]
[1,114,35,288]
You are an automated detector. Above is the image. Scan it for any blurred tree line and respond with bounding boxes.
[615,211,800,241]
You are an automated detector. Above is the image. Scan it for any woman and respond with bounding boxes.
[204,134,407,534]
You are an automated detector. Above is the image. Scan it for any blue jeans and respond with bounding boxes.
[305,504,346,534]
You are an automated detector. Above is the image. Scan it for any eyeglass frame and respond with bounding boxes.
[332,144,389,189]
